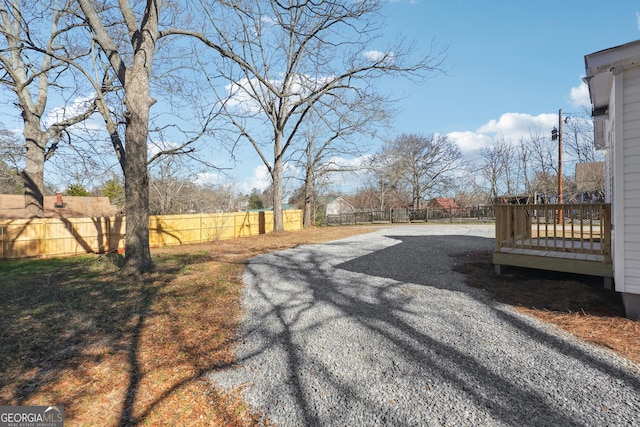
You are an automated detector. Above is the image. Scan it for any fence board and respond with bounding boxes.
[0,210,302,260]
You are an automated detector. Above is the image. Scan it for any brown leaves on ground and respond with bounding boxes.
[453,250,640,365]
[0,226,373,426]
[3,226,638,427]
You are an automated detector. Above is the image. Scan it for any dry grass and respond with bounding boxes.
[3,225,638,427]
[0,226,374,426]
[453,250,640,365]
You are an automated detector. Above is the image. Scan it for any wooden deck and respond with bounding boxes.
[493,203,613,278]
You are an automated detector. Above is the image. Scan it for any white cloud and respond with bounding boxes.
[363,50,396,65]
[324,154,372,170]
[447,131,493,152]
[195,171,226,186]
[237,164,271,194]
[445,79,592,153]
[570,81,590,108]
[364,50,385,61]
[318,154,373,192]
[476,112,556,139]
[637,12,640,30]
[44,94,97,128]
[148,140,180,157]
[225,74,335,114]
[225,78,262,113]
[261,16,277,26]
[444,112,557,154]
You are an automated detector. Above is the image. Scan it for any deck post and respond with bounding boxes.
[495,263,503,275]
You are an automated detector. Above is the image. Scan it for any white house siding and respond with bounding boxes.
[604,125,613,205]
[609,74,622,291]
[622,65,640,293]
[325,196,355,216]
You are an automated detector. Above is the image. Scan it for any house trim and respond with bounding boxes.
[613,69,625,292]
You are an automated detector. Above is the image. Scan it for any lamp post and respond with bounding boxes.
[551,109,563,223]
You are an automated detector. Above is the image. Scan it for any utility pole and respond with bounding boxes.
[551,109,563,223]
[558,108,563,207]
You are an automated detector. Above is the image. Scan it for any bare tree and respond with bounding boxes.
[177,0,447,231]
[363,150,409,211]
[380,133,462,209]
[522,129,558,197]
[0,128,23,193]
[148,156,190,215]
[147,154,232,215]
[563,111,598,164]
[0,0,99,216]
[74,0,261,273]
[479,138,509,199]
[478,150,500,201]
[516,137,532,195]
[76,0,165,273]
[291,92,388,227]
[77,0,221,272]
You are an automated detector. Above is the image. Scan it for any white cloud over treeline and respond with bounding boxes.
[449,80,592,153]
[448,112,557,152]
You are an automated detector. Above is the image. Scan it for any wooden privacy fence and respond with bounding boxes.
[0,210,303,260]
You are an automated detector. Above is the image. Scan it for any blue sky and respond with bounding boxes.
[230,1,640,194]
[380,0,640,142]
[3,1,640,196]
[391,1,638,125]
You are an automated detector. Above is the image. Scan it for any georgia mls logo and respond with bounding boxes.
[43,406,63,417]
[0,405,64,427]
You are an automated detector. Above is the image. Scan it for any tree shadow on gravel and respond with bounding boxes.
[229,233,640,427]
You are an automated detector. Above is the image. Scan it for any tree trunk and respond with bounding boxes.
[272,131,284,232]
[22,123,45,217]
[122,57,154,273]
[302,165,314,227]
[272,158,284,232]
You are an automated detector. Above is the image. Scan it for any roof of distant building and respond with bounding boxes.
[0,194,119,219]
[428,197,458,209]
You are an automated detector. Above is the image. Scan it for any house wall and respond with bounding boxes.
[609,71,622,291]
[585,39,640,318]
[325,197,355,215]
[621,65,640,294]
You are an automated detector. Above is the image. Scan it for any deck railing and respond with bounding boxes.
[494,203,611,261]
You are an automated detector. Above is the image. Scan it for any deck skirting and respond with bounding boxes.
[493,249,613,278]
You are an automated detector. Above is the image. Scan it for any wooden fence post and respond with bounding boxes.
[40,220,46,257]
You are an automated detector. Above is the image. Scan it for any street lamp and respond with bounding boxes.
[551,109,563,223]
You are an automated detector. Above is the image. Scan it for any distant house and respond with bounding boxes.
[0,193,119,219]
[427,197,458,212]
[585,39,640,319]
[325,195,356,215]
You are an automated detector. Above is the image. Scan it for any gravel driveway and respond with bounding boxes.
[208,224,640,426]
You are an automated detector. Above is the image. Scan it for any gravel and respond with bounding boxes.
[208,224,640,426]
